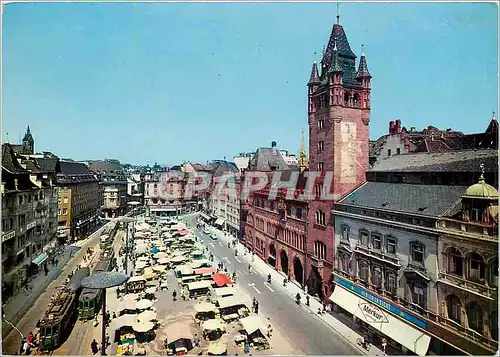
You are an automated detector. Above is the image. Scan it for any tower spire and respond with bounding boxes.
[299,130,308,171]
[336,3,340,24]
[308,61,320,86]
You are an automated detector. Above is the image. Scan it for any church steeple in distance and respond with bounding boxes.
[22,125,35,155]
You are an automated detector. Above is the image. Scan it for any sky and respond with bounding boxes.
[2,2,498,166]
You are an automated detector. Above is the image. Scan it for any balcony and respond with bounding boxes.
[354,244,401,266]
[439,218,498,239]
[438,272,497,299]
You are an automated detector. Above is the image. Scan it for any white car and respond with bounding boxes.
[210,233,218,240]
[203,228,210,235]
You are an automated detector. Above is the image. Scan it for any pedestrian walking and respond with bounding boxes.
[91,339,99,355]
[254,301,259,314]
[266,324,273,337]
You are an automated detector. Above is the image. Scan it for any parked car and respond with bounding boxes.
[210,233,218,240]
[203,229,210,235]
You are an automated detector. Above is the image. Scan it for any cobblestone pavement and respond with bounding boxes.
[2,220,117,355]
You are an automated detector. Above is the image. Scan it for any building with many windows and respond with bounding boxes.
[1,143,58,299]
[207,161,240,236]
[330,148,498,355]
[86,159,128,218]
[55,160,101,241]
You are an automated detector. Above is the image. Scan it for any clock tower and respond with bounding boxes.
[305,18,371,300]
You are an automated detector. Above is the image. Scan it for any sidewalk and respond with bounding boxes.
[208,224,385,356]
[2,221,112,343]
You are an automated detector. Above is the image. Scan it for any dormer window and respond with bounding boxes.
[471,208,481,221]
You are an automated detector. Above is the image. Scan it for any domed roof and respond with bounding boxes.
[463,175,498,199]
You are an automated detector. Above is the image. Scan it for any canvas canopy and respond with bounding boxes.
[177,266,194,276]
[239,315,268,335]
[211,287,236,298]
[136,299,153,310]
[194,303,217,313]
[217,296,247,309]
[128,276,146,283]
[207,341,227,355]
[194,267,216,275]
[137,310,157,322]
[187,280,212,291]
[158,258,170,265]
[111,314,138,331]
[202,319,224,331]
[133,320,155,333]
[171,255,187,263]
[117,299,137,312]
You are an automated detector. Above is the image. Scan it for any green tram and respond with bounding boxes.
[39,267,90,352]
[99,221,119,249]
[78,259,112,320]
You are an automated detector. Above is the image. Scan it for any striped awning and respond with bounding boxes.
[32,253,49,266]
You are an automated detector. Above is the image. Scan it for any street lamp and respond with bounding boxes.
[81,272,129,355]
[117,217,136,276]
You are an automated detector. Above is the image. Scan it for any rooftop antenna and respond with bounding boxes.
[336,3,340,24]
[5,132,9,144]
[361,44,364,56]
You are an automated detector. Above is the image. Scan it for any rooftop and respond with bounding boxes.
[369,149,497,173]
[339,182,469,217]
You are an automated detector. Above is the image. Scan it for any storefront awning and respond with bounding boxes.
[31,253,49,266]
[200,213,210,221]
[329,286,431,356]
[214,218,225,226]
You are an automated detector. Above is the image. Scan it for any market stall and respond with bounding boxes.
[238,315,270,350]
[187,280,212,298]
[194,302,218,322]
[202,319,225,341]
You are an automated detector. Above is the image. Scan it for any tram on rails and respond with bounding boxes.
[38,267,90,352]
[78,259,112,320]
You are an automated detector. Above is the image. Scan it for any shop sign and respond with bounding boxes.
[27,221,36,230]
[335,277,427,329]
[359,302,389,324]
[2,231,16,242]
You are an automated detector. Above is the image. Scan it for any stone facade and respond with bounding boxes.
[87,160,128,218]
[56,161,101,241]
[1,144,59,297]
[244,186,309,284]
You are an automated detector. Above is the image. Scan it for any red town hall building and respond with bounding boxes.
[306,17,371,299]
[242,17,371,301]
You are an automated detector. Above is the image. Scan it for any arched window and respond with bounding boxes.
[466,302,484,333]
[446,295,462,324]
[385,271,397,294]
[488,258,498,287]
[339,253,350,273]
[344,92,350,106]
[353,93,360,107]
[372,266,383,288]
[358,260,369,282]
[448,247,463,276]
[468,252,485,280]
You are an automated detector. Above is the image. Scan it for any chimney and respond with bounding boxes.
[389,121,395,135]
[410,127,416,132]
[395,119,402,134]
